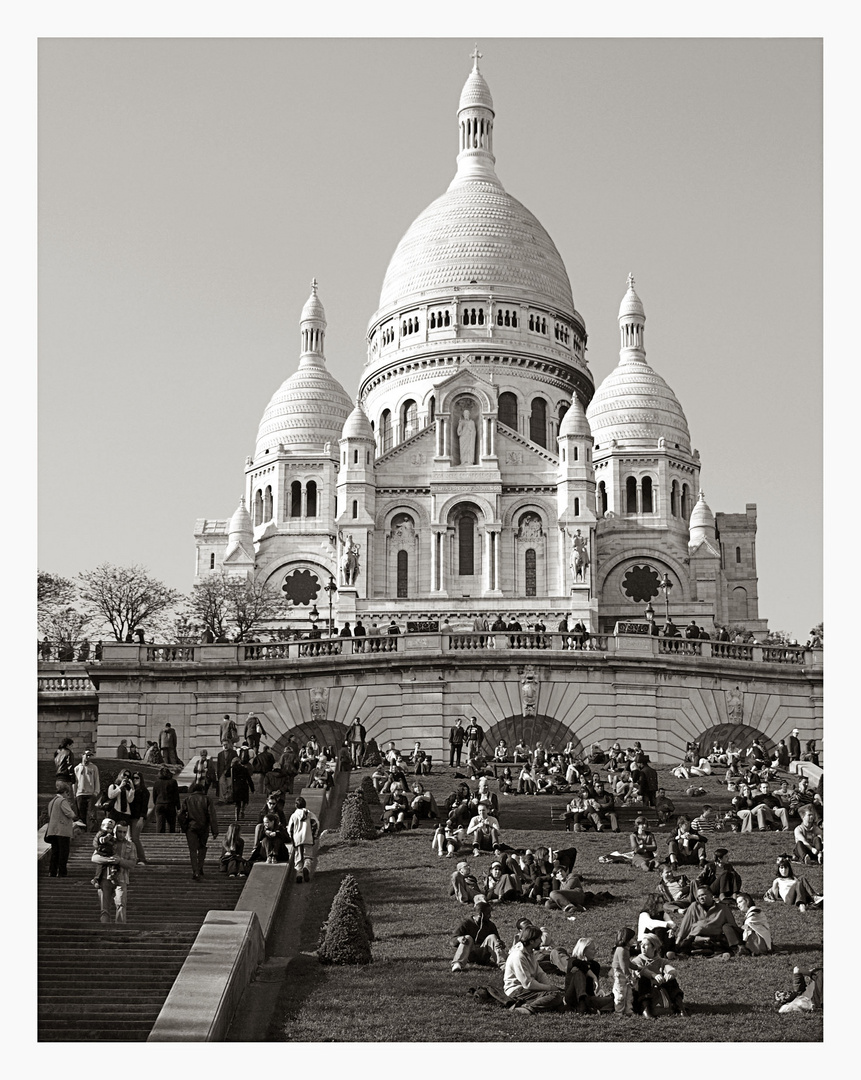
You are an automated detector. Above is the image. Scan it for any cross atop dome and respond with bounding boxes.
[470,44,482,71]
[627,272,635,290]
[310,277,318,295]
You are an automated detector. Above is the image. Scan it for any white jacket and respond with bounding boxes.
[287,807,320,846]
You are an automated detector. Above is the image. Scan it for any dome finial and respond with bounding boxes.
[470,44,482,71]
[627,271,635,291]
[310,277,318,296]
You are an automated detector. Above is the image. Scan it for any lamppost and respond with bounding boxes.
[658,574,673,621]
[309,602,319,628]
[323,576,338,637]
[644,601,655,632]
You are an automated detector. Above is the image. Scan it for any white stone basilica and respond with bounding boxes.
[194,54,764,638]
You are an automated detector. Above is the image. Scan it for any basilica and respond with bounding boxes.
[194,54,764,638]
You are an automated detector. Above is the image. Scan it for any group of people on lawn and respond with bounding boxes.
[436,730,822,1018]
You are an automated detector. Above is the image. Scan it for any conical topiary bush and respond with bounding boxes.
[339,789,377,843]
[317,874,373,965]
[360,773,380,808]
[336,871,374,941]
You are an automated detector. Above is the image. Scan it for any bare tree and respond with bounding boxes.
[77,564,183,642]
[189,572,289,641]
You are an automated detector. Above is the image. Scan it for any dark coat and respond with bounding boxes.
[230,762,254,805]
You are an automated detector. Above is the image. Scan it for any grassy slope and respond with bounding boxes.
[271,764,823,1042]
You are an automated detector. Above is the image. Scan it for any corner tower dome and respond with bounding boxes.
[254,280,353,457]
[373,50,576,321]
[559,394,592,438]
[341,401,375,441]
[587,275,691,452]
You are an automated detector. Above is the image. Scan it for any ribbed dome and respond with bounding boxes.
[228,496,253,538]
[459,67,494,112]
[619,279,645,319]
[341,402,375,441]
[255,367,353,457]
[587,359,691,452]
[689,491,715,531]
[377,182,575,316]
[559,395,592,438]
[301,288,326,323]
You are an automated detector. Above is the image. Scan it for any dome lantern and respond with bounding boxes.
[451,45,500,188]
[618,272,646,362]
[689,489,717,544]
[299,277,327,368]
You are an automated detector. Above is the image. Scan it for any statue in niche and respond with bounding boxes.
[520,667,539,718]
[726,687,743,724]
[518,513,543,541]
[457,403,477,465]
[567,527,590,581]
[310,686,329,724]
[392,515,415,544]
[338,531,361,586]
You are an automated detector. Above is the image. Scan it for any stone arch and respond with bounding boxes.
[502,498,555,530]
[376,498,431,532]
[436,490,495,525]
[436,382,494,416]
[270,720,350,759]
[260,558,332,597]
[596,548,692,603]
[695,722,775,758]
[484,714,585,757]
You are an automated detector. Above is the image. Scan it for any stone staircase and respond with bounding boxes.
[38,792,267,1041]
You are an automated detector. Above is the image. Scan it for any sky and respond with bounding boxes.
[37,36,823,637]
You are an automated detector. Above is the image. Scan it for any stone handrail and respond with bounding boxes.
[38,674,96,693]
[62,633,820,668]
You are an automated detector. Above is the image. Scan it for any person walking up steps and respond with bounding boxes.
[180,783,220,880]
[287,795,320,884]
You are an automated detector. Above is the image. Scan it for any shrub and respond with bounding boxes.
[337,871,374,941]
[318,874,373,965]
[360,774,380,808]
[339,790,377,843]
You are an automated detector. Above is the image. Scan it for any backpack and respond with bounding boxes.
[177,800,191,833]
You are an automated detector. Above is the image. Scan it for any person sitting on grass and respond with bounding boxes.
[673,884,743,955]
[545,869,614,919]
[432,817,463,858]
[563,789,592,832]
[735,892,772,955]
[563,937,614,1014]
[467,803,500,855]
[483,859,523,903]
[518,848,554,904]
[654,864,693,916]
[499,766,515,795]
[793,807,823,864]
[586,779,619,832]
[450,860,481,903]
[763,856,822,911]
[382,786,410,832]
[749,782,790,831]
[513,917,570,975]
[409,782,439,829]
[598,817,657,870]
[790,776,822,822]
[503,925,565,1014]
[371,761,389,793]
[512,740,530,763]
[696,847,742,900]
[690,803,722,833]
[518,763,537,795]
[631,933,689,1018]
[493,740,509,762]
[654,786,676,826]
[668,817,708,868]
[450,899,508,973]
[775,965,823,1014]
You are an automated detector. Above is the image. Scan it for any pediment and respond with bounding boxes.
[688,536,721,559]
[495,425,559,467]
[224,541,255,563]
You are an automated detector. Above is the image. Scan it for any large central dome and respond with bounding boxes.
[374,52,576,321]
[378,181,575,316]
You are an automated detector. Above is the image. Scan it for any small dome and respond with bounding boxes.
[587,359,691,452]
[689,490,715,532]
[341,402,375,441]
[559,395,592,438]
[255,367,353,456]
[459,66,494,112]
[619,274,645,320]
[228,496,253,538]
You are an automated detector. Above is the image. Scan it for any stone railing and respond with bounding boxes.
[38,674,96,693]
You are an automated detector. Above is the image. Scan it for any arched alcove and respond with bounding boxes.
[695,723,776,757]
[270,720,349,758]
[484,713,585,756]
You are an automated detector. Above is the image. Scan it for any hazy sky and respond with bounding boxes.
[38,37,822,637]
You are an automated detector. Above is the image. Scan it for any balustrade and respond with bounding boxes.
[711,642,754,662]
[761,646,805,665]
[38,675,95,693]
[658,639,703,657]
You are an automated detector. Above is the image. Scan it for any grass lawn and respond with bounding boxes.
[267,763,823,1042]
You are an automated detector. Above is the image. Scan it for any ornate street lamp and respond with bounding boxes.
[658,574,673,621]
[645,602,655,625]
[323,576,338,636]
[309,602,319,626]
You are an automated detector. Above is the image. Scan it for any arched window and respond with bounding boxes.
[574,497,580,516]
[572,446,579,461]
[626,476,638,514]
[682,484,690,520]
[264,485,273,521]
[402,399,417,440]
[558,400,570,424]
[729,586,748,622]
[458,511,476,576]
[499,392,518,431]
[209,552,215,570]
[397,550,409,598]
[352,499,358,519]
[380,409,392,453]
[306,481,317,517]
[253,489,263,526]
[671,481,680,517]
[290,481,302,518]
[529,397,547,447]
[735,546,742,564]
[525,548,537,597]
[641,476,653,514]
[429,396,436,422]
[598,481,608,516]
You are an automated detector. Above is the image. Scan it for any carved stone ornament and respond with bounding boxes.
[518,513,543,541]
[507,451,523,465]
[520,666,539,718]
[310,686,329,724]
[726,687,743,724]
